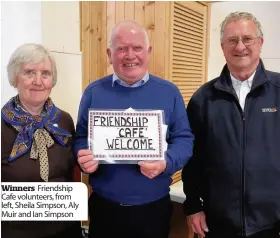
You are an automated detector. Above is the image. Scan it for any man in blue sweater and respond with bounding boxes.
[74,20,194,238]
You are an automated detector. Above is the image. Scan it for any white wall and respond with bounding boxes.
[41,2,82,124]
[208,1,280,81]
[1,1,42,106]
[1,1,82,124]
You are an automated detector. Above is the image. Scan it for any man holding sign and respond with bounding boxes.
[74,20,194,238]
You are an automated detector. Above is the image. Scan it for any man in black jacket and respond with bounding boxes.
[182,11,280,238]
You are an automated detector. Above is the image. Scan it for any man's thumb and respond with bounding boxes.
[201,219,209,232]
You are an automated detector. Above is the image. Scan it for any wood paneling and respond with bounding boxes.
[80,1,172,86]
[172,1,208,106]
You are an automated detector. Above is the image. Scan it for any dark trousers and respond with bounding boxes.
[206,228,280,238]
[88,192,173,238]
[44,223,83,238]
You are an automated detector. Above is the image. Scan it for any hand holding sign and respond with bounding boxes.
[77,149,99,173]
[138,160,167,179]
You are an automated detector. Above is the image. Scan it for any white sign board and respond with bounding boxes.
[88,109,165,161]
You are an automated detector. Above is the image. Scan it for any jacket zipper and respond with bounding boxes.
[240,83,265,236]
[241,110,246,236]
[215,86,248,235]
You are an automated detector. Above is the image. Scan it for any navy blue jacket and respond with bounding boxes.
[182,60,280,236]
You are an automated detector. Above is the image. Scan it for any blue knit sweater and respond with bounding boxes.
[74,74,194,205]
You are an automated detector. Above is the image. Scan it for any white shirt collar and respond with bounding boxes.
[230,71,256,111]
[230,71,256,88]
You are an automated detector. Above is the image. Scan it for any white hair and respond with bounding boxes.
[109,20,150,50]
[220,12,263,42]
[7,43,57,86]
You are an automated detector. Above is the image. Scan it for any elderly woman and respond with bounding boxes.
[1,44,82,238]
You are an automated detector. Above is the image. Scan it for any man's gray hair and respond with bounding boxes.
[7,43,57,86]
[220,12,263,42]
[109,20,150,49]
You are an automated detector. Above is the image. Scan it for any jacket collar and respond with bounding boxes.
[214,59,269,93]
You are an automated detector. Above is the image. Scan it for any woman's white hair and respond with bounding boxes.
[7,43,57,86]
[220,12,264,42]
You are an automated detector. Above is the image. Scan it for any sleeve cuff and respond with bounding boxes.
[163,156,174,176]
[183,197,203,216]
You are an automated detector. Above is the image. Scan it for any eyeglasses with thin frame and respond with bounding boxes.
[223,36,260,47]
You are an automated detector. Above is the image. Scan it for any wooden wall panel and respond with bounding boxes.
[98,3,107,78]
[115,1,125,23]
[165,2,172,80]
[90,3,97,82]
[125,1,135,20]
[106,1,115,75]
[134,1,145,24]
[154,2,167,79]
[144,1,155,73]
[81,1,174,87]
[172,1,208,106]
[80,2,90,90]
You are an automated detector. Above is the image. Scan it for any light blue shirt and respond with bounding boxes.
[112,72,149,88]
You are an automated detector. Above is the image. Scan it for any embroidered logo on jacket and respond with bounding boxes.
[262,108,277,112]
